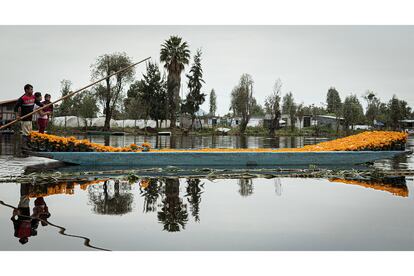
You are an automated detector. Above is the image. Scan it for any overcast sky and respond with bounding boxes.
[0,25,413,115]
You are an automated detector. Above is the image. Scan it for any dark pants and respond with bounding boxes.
[37,118,48,133]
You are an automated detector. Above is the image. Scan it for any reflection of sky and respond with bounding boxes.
[1,177,414,250]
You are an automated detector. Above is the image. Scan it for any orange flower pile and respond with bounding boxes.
[275,131,408,152]
[28,132,151,152]
[29,179,109,198]
[157,131,407,152]
[29,131,406,153]
[329,178,408,197]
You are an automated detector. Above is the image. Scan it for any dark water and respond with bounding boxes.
[1,134,414,250]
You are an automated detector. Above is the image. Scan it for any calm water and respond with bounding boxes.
[1,134,414,250]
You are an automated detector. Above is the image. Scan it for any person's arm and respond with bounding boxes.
[35,98,44,107]
[14,98,23,118]
[36,107,48,117]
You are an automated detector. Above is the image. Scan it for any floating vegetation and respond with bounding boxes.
[2,167,414,186]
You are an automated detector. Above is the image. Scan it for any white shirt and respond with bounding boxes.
[33,104,48,120]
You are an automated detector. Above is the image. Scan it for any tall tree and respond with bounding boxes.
[160,36,191,128]
[230,74,255,133]
[55,80,74,115]
[264,79,282,135]
[343,94,364,132]
[129,62,168,128]
[124,80,146,126]
[182,50,206,129]
[282,92,297,132]
[363,90,381,127]
[296,103,305,129]
[209,89,217,116]
[55,80,75,128]
[77,91,99,130]
[92,52,134,130]
[388,95,405,130]
[326,87,342,114]
[326,87,342,133]
[250,98,265,116]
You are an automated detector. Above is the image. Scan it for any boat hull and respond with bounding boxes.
[32,150,408,167]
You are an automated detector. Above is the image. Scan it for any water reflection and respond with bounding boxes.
[139,178,162,213]
[10,183,50,244]
[0,174,411,251]
[238,179,254,197]
[185,179,204,222]
[329,176,409,197]
[157,178,188,232]
[88,180,134,215]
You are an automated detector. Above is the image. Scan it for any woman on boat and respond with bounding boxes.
[33,92,51,134]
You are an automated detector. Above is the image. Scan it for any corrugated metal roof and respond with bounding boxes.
[0,99,17,105]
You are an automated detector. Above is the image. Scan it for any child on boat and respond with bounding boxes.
[33,92,51,134]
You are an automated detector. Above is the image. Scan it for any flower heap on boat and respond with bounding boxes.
[156,131,407,152]
[28,132,152,152]
[276,131,407,152]
[28,131,407,153]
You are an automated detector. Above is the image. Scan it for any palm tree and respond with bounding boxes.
[160,36,191,128]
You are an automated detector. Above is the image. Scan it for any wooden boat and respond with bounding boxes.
[31,150,409,167]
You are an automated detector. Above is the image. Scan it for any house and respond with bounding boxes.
[280,114,314,129]
[226,116,265,128]
[0,99,17,127]
[263,114,286,129]
[274,114,344,130]
[313,115,344,130]
[400,119,414,132]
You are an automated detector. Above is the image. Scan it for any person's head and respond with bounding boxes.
[24,84,33,95]
[44,94,51,101]
[19,237,29,245]
[34,92,42,101]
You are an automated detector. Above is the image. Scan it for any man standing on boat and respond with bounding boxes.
[14,84,43,143]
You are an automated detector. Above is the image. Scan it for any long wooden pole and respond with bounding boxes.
[0,56,151,130]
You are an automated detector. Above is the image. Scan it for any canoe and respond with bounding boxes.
[30,150,409,167]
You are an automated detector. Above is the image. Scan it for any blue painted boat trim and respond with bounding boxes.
[32,150,408,167]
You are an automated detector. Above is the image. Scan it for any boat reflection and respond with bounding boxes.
[329,176,408,197]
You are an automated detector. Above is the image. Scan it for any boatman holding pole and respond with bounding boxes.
[14,84,44,146]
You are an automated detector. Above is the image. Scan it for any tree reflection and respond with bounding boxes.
[185,179,204,222]
[88,180,134,215]
[238,178,254,197]
[140,178,163,213]
[157,178,188,232]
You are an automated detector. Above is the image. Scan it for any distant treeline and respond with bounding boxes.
[54,36,412,133]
